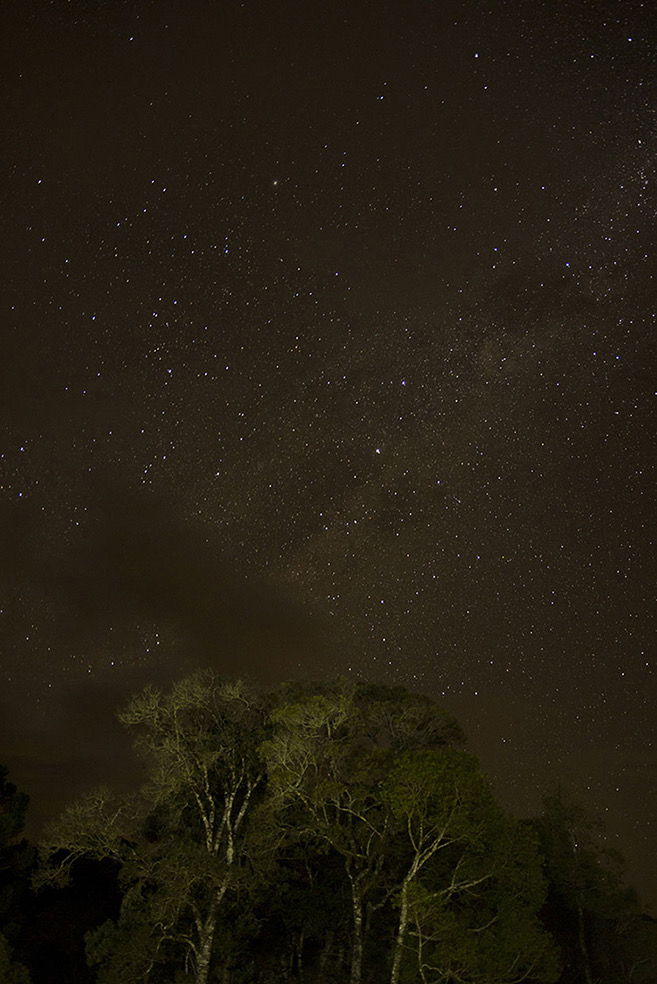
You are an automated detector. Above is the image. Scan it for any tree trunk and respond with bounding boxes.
[195,912,217,984]
[390,875,411,984]
[349,876,364,984]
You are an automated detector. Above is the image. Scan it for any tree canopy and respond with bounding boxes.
[40,674,268,984]
[34,674,578,984]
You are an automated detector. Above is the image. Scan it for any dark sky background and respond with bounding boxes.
[1,0,656,906]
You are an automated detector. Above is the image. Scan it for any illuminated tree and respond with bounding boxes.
[383,748,558,984]
[262,679,464,984]
[39,672,266,984]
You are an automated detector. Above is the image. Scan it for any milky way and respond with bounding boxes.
[1,0,655,904]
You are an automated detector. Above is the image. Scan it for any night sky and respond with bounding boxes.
[1,0,656,905]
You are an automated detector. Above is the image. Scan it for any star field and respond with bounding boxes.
[1,0,655,905]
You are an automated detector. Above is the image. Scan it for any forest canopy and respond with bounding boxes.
[1,673,654,984]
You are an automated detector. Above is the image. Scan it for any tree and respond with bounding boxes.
[0,768,34,983]
[536,791,604,984]
[535,791,657,984]
[262,679,465,984]
[39,672,267,984]
[252,837,353,983]
[0,764,32,935]
[0,933,30,984]
[0,768,29,849]
[382,748,559,984]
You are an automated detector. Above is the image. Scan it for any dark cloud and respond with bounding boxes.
[1,478,332,834]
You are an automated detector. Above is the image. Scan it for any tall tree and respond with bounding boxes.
[382,748,559,984]
[535,791,656,984]
[0,767,29,849]
[0,767,33,983]
[262,679,464,984]
[39,672,267,984]
[537,792,602,984]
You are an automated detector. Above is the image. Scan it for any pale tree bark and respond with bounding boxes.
[263,684,464,984]
[390,872,412,984]
[41,674,266,984]
[383,750,489,984]
[187,768,258,982]
[194,909,218,984]
[390,825,458,984]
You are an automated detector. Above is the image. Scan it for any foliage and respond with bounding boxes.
[0,770,29,850]
[261,681,558,984]
[33,676,654,984]
[0,768,36,982]
[535,790,657,984]
[262,679,466,984]
[383,749,559,984]
[39,672,268,984]
[0,766,34,932]
[0,933,30,984]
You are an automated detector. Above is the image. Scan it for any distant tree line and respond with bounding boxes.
[1,674,655,983]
